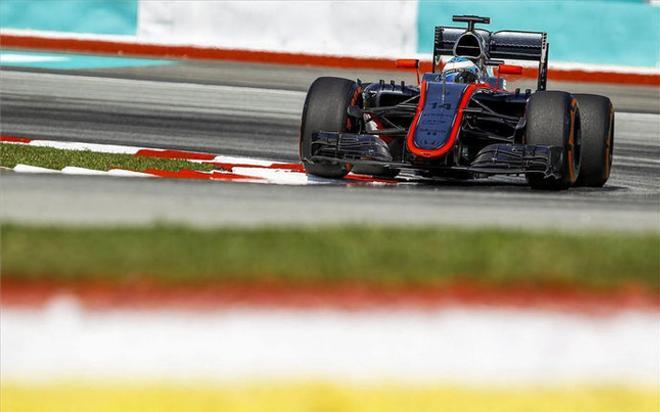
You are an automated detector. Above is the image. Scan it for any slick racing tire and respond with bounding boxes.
[299,77,359,179]
[573,94,614,187]
[525,91,582,190]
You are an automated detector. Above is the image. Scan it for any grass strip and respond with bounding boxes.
[0,144,214,172]
[2,224,658,291]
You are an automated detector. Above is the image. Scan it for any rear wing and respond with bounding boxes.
[433,20,549,90]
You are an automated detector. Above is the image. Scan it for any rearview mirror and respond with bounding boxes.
[498,64,523,75]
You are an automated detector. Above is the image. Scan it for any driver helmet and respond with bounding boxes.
[442,56,482,83]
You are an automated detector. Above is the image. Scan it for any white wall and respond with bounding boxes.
[138,0,417,58]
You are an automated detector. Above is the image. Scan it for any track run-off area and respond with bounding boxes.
[1,65,658,232]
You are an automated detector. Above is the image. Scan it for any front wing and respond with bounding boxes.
[307,131,564,178]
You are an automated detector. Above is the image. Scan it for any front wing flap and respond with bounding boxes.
[310,131,393,162]
[470,143,564,178]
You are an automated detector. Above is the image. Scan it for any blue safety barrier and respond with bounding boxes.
[0,0,137,35]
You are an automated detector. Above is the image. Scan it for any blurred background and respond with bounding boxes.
[1,1,658,411]
[1,0,659,65]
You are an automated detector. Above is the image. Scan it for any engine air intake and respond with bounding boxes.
[454,33,483,58]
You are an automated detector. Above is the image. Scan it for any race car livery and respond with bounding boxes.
[299,15,614,189]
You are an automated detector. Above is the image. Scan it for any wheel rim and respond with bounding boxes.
[572,107,582,179]
[605,112,614,177]
[567,99,581,183]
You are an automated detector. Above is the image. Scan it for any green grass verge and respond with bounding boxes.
[0,144,214,172]
[2,225,658,290]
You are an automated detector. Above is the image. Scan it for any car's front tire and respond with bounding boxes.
[299,77,359,179]
[525,91,581,190]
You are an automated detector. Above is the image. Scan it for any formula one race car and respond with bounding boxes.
[299,15,614,189]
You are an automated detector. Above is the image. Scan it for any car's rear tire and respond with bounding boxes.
[573,94,614,187]
[525,91,581,190]
[299,77,358,178]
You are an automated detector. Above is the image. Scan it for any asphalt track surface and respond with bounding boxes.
[1,59,659,231]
